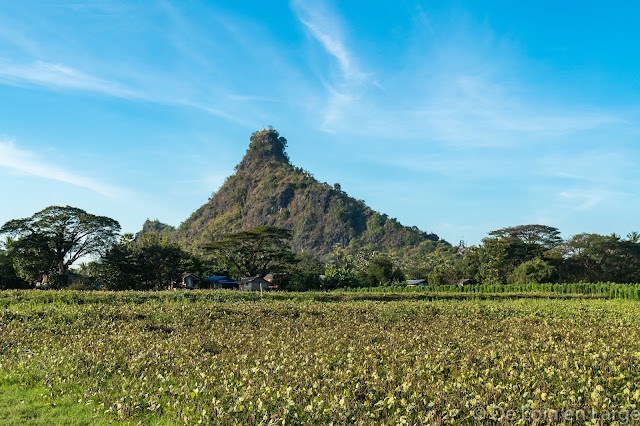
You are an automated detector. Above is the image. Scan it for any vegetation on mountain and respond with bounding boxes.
[172,128,445,258]
[137,219,175,239]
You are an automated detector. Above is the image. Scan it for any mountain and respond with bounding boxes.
[139,219,175,237]
[157,128,445,257]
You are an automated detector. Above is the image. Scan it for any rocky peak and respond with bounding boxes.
[236,128,290,172]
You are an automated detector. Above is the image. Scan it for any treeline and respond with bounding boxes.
[2,207,640,290]
[459,225,640,285]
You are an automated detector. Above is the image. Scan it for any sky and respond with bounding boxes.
[0,0,639,247]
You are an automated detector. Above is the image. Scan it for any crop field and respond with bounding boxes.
[2,290,640,424]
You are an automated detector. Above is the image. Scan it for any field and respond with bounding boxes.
[2,290,640,424]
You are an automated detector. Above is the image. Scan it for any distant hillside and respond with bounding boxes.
[153,128,446,257]
[138,219,175,238]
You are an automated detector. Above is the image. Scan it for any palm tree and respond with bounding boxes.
[626,231,640,243]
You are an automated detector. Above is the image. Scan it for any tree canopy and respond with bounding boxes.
[205,226,297,278]
[0,206,120,282]
[488,224,562,250]
[97,232,197,290]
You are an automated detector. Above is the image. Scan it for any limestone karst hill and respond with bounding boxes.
[144,128,445,257]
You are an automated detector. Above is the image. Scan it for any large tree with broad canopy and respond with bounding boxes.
[0,206,120,280]
[205,225,297,279]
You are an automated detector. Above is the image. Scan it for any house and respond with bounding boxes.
[204,276,239,290]
[172,273,200,289]
[456,278,478,286]
[262,273,282,290]
[182,273,199,289]
[213,279,239,290]
[406,279,428,286]
[239,276,270,291]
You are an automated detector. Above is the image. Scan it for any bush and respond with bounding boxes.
[508,258,556,284]
[68,280,94,291]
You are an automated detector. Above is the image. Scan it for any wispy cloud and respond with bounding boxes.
[0,58,258,125]
[540,150,633,181]
[558,188,610,211]
[291,0,379,132]
[0,24,42,57]
[291,0,364,82]
[407,73,626,147]
[288,4,631,147]
[227,94,283,103]
[172,99,255,127]
[0,138,122,198]
[0,2,308,130]
[0,59,137,98]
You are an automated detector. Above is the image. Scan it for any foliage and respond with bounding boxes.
[350,282,640,301]
[171,129,446,258]
[241,127,290,165]
[401,241,457,279]
[427,264,456,285]
[3,234,57,283]
[205,226,297,279]
[323,267,360,289]
[135,234,188,289]
[463,226,640,286]
[360,255,405,286]
[97,235,139,291]
[136,219,175,239]
[67,280,94,291]
[279,252,324,291]
[0,206,120,282]
[508,258,556,284]
[97,233,194,290]
[488,224,562,249]
[473,237,511,284]
[549,233,640,283]
[3,291,640,424]
[0,248,28,289]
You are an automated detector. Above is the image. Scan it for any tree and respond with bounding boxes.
[508,258,556,284]
[549,233,640,283]
[4,234,57,283]
[469,226,561,285]
[323,267,359,289]
[279,252,325,291]
[240,128,290,165]
[361,255,404,286]
[1,206,120,284]
[135,233,187,289]
[473,237,512,285]
[97,235,139,291]
[98,233,194,290]
[401,242,459,280]
[0,245,28,289]
[488,224,562,250]
[205,226,297,279]
[428,264,456,285]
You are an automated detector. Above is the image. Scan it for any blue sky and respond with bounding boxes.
[0,0,639,246]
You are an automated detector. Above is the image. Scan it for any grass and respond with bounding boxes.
[0,383,106,426]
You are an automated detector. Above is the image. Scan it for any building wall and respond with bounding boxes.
[241,279,269,291]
